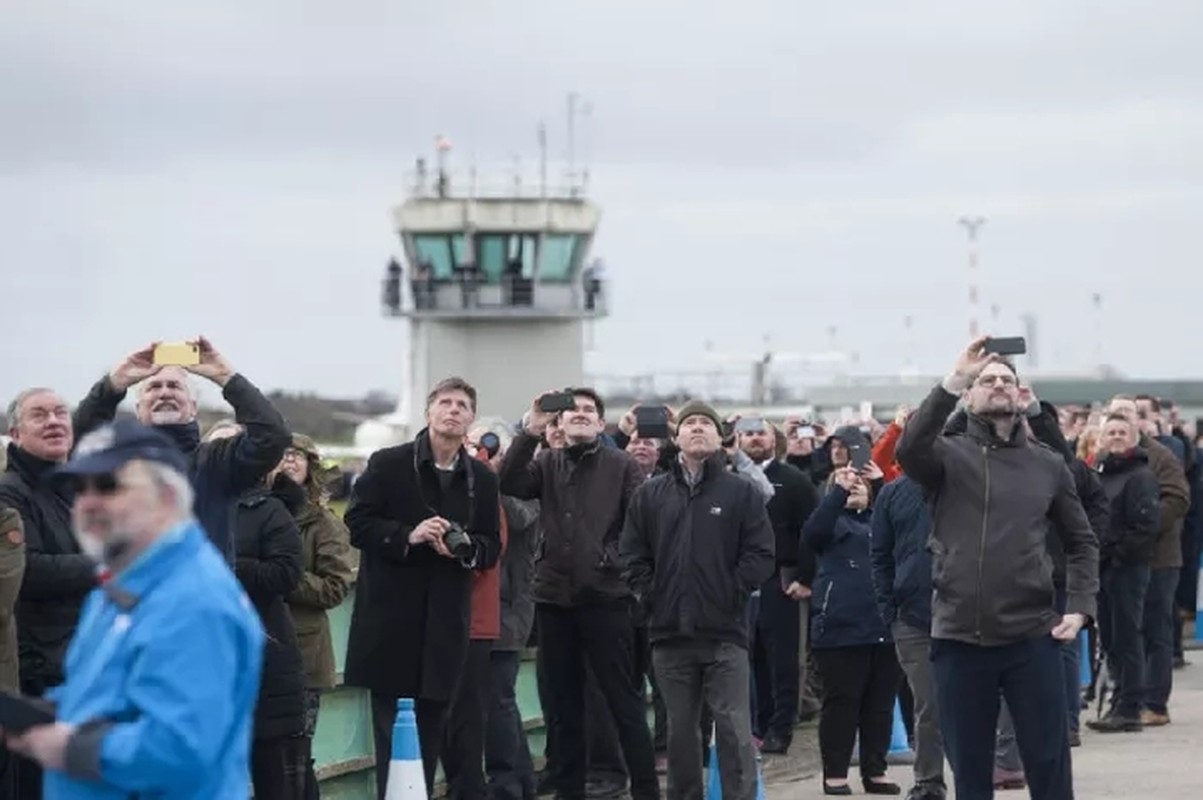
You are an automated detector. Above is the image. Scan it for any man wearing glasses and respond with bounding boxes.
[896,337,1099,800]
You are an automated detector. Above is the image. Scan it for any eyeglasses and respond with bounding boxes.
[71,474,122,496]
[281,449,308,462]
[975,374,1017,388]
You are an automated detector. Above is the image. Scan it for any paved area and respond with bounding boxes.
[767,658,1203,798]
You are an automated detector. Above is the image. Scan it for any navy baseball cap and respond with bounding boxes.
[57,419,189,478]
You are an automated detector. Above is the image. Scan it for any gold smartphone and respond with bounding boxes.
[152,342,201,366]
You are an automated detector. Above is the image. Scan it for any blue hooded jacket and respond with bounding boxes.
[45,520,264,799]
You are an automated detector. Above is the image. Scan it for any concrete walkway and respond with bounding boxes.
[769,659,1203,798]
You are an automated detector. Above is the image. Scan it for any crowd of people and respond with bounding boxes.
[0,335,1198,800]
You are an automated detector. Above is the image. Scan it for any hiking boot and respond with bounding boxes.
[1086,712,1143,733]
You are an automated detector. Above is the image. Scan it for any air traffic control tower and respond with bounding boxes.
[380,157,608,437]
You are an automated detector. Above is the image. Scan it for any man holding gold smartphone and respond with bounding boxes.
[72,337,290,561]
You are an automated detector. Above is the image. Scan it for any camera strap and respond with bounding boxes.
[412,439,476,530]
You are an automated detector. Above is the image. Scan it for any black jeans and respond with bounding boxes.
[370,693,449,799]
[812,644,900,782]
[932,636,1072,800]
[251,735,310,800]
[751,574,800,740]
[536,600,659,800]
[1143,567,1180,714]
[486,650,536,800]
[1099,565,1151,717]
[443,639,494,800]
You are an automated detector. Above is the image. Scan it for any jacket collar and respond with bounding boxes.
[672,451,729,487]
[5,443,72,503]
[964,412,1028,447]
[151,421,201,456]
[102,520,203,611]
[415,428,468,474]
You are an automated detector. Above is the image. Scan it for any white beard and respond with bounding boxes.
[76,531,107,563]
[148,408,187,425]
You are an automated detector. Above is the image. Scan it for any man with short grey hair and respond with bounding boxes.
[0,387,87,800]
[73,337,290,561]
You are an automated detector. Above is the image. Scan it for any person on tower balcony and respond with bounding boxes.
[499,388,661,800]
[71,337,291,562]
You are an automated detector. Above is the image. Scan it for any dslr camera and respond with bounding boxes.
[443,521,474,560]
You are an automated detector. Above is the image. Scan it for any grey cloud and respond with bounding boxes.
[5,1,1201,174]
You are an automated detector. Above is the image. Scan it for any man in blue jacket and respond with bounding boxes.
[3,419,265,799]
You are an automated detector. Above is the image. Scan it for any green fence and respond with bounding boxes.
[311,590,552,798]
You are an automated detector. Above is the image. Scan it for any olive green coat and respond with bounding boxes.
[0,507,26,692]
[287,502,356,689]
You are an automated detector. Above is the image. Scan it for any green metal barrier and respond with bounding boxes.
[312,590,554,798]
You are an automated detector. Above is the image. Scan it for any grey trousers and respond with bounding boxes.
[652,640,758,800]
[797,598,821,714]
[892,622,946,789]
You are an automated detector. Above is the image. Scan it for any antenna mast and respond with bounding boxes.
[958,216,988,339]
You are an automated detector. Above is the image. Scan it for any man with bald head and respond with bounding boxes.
[897,337,1099,800]
[73,337,290,561]
[1107,394,1189,728]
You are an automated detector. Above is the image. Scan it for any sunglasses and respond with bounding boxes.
[70,474,122,496]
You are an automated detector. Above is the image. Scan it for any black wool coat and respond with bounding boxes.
[343,431,501,702]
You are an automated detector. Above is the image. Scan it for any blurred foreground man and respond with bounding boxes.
[5,419,265,799]
[896,339,1099,800]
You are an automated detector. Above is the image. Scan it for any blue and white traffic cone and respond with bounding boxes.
[1194,553,1203,647]
[885,699,915,765]
[385,698,426,800]
[1078,630,1092,688]
[704,725,766,800]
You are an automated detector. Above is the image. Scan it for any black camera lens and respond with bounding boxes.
[443,523,474,559]
[480,432,500,458]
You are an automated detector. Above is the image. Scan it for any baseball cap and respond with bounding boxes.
[57,419,189,478]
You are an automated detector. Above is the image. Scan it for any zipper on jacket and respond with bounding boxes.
[976,445,989,642]
[821,581,834,616]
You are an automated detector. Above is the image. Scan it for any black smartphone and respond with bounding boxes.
[634,406,670,440]
[983,336,1027,356]
[0,692,55,734]
[537,392,576,414]
[848,443,872,471]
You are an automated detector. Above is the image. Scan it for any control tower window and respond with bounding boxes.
[539,234,579,282]
[412,235,456,280]
[476,233,537,282]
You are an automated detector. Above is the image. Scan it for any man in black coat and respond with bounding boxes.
[343,377,502,799]
[737,418,817,755]
[0,387,80,800]
[72,336,291,561]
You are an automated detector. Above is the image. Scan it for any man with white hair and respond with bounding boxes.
[3,419,265,799]
[73,337,290,561]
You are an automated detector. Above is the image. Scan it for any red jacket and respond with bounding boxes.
[470,453,508,640]
[872,422,904,483]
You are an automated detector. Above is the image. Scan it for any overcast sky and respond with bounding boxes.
[3,1,1201,409]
